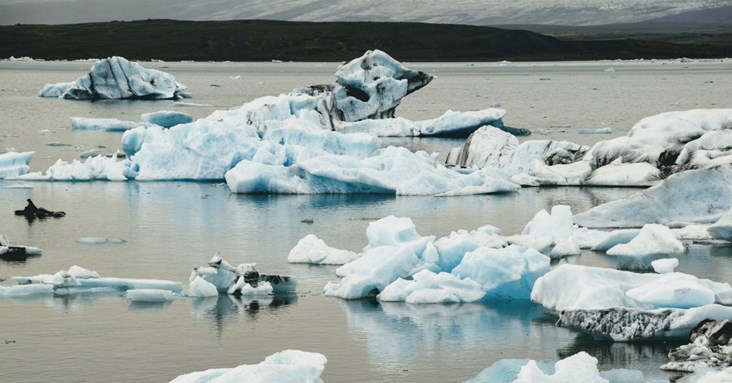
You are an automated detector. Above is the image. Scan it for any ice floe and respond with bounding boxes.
[5,265,182,296]
[39,56,190,100]
[168,349,327,383]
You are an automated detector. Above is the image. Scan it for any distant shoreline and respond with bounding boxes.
[1,19,730,62]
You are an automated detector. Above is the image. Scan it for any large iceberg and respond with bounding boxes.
[17,50,525,197]
[39,56,190,100]
[168,350,327,383]
[447,109,732,187]
[531,263,732,341]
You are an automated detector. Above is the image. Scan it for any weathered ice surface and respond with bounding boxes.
[574,166,732,228]
[447,109,732,187]
[558,306,732,342]
[39,56,190,100]
[662,319,732,373]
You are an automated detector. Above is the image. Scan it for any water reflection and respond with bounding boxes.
[336,299,560,369]
[558,334,680,382]
[190,294,298,337]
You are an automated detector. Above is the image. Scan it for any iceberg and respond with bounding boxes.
[288,234,359,265]
[0,151,33,178]
[530,264,732,312]
[321,216,550,302]
[447,109,732,187]
[190,254,297,295]
[39,56,190,100]
[18,50,523,197]
[168,350,327,383]
[70,117,147,132]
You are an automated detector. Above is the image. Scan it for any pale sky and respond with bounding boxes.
[0,0,726,26]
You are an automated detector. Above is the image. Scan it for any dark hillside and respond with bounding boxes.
[1,19,729,61]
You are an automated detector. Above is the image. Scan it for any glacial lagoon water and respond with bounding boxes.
[1,58,732,382]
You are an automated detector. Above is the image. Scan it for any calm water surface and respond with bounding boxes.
[1,59,732,382]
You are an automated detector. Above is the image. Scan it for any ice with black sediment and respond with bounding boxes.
[39,56,190,100]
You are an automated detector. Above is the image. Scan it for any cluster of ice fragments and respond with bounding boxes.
[0,254,293,303]
[38,56,190,100]
[188,253,296,297]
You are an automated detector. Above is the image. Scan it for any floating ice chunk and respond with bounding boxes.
[141,110,193,128]
[579,127,613,134]
[0,283,54,297]
[377,269,484,303]
[70,117,144,132]
[189,276,219,297]
[39,56,189,100]
[652,258,679,274]
[288,234,359,265]
[606,224,684,256]
[76,237,126,244]
[126,288,176,303]
[452,245,550,300]
[168,349,327,383]
[0,151,33,178]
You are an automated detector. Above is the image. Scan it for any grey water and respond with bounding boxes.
[0,59,731,382]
